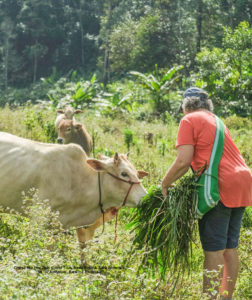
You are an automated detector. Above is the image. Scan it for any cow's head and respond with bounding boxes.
[55,107,83,134]
[86,153,148,209]
[57,119,83,144]
[57,107,82,120]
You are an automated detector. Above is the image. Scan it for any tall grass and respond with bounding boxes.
[0,106,251,299]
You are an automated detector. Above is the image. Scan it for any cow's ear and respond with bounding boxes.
[57,110,64,114]
[114,152,120,165]
[74,109,83,114]
[86,159,107,171]
[137,170,149,179]
[75,123,82,130]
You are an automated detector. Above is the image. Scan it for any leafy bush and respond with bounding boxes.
[0,79,55,107]
[223,115,252,168]
[195,22,252,117]
[46,74,103,110]
[45,75,139,118]
[23,105,57,142]
[242,207,252,228]
[124,129,134,152]
[109,14,171,73]
[223,115,252,130]
[130,65,184,115]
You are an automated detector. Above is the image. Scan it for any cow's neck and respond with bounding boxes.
[72,129,90,154]
[98,172,125,209]
[52,167,102,228]
[57,169,119,228]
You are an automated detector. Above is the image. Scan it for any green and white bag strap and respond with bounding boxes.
[196,115,225,218]
[204,116,225,204]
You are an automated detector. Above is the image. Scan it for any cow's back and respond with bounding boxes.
[0,133,42,208]
[0,132,87,212]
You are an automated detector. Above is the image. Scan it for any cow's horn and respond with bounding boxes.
[114,152,119,163]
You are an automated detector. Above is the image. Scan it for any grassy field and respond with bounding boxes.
[0,105,251,299]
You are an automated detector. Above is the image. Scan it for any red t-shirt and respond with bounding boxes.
[176,110,252,207]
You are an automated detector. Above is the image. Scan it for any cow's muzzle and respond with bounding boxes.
[57,138,63,144]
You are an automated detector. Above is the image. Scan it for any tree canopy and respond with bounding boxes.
[0,0,251,116]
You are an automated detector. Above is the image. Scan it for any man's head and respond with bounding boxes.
[180,87,213,113]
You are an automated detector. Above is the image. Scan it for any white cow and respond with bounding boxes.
[55,106,82,132]
[0,132,148,244]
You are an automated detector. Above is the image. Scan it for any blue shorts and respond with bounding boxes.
[198,201,245,251]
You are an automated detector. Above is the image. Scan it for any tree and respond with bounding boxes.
[16,0,66,83]
[0,18,15,89]
[0,1,22,89]
[196,0,203,52]
[195,22,252,117]
[0,0,251,93]
[109,12,179,74]
[63,0,102,73]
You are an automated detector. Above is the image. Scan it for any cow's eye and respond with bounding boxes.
[121,172,128,177]
[66,128,71,131]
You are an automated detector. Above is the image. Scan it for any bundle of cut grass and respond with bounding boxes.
[128,173,199,281]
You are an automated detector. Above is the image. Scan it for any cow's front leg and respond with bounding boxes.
[76,209,117,263]
[76,227,96,247]
[76,227,95,264]
[76,208,117,246]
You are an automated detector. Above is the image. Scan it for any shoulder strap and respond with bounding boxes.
[196,115,225,218]
[191,115,225,174]
[208,115,225,173]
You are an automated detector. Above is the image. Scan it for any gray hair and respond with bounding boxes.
[182,96,214,113]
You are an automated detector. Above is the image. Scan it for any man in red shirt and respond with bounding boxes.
[161,87,252,299]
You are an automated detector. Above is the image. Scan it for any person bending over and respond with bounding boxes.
[161,87,252,299]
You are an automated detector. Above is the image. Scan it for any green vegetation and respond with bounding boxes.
[128,174,199,283]
[130,65,184,114]
[0,1,251,118]
[195,22,252,117]
[0,2,251,296]
[0,106,251,299]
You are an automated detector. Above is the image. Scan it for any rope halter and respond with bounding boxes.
[98,171,141,234]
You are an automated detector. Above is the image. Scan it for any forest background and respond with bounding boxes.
[0,0,251,118]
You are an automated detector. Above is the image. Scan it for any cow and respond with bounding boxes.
[0,132,148,246]
[55,106,82,132]
[57,119,92,156]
